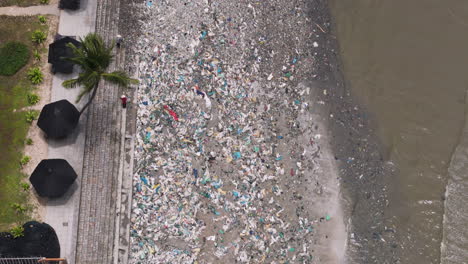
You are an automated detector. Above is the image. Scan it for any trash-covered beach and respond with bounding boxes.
[125,0,346,262]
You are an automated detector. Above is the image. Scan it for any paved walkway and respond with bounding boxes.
[0,4,59,15]
[2,1,132,262]
[74,0,129,263]
[44,1,97,264]
[0,1,128,262]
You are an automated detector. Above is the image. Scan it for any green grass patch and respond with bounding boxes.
[0,42,30,76]
[0,16,48,230]
[0,116,32,229]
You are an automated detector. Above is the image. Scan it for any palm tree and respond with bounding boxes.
[62,33,138,115]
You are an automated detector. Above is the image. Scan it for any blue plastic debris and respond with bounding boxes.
[145,132,151,141]
[140,176,149,186]
[199,31,207,40]
[196,89,205,97]
[232,152,242,160]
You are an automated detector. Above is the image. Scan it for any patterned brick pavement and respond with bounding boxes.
[75,0,126,262]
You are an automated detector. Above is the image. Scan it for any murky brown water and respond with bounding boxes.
[328,0,468,263]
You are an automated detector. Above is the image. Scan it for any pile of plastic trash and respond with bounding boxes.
[129,0,330,263]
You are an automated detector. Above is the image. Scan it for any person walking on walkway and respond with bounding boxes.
[120,95,127,108]
[116,34,123,48]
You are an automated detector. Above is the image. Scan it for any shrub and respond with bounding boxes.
[25,110,38,123]
[27,67,43,84]
[38,15,47,24]
[20,182,30,191]
[31,30,47,44]
[20,155,31,166]
[11,203,27,214]
[27,93,40,105]
[25,138,33,145]
[0,42,30,76]
[10,225,24,238]
[33,49,41,61]
[20,182,31,191]
[40,0,50,4]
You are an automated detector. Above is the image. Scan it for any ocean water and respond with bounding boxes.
[328,0,468,263]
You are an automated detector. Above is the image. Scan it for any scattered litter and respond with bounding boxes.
[129,0,329,263]
[163,105,179,121]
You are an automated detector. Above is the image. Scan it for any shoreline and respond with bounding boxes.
[314,0,399,262]
[441,89,468,263]
[303,83,347,263]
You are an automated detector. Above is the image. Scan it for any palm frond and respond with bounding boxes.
[102,71,139,87]
[80,33,114,69]
[62,78,80,89]
[66,42,84,57]
[64,56,88,68]
[65,41,100,71]
[81,71,101,91]
[63,33,121,103]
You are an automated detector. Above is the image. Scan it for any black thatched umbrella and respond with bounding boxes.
[29,159,77,198]
[0,232,18,258]
[59,0,80,10]
[48,36,81,74]
[19,221,60,258]
[37,100,79,139]
[0,222,60,258]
